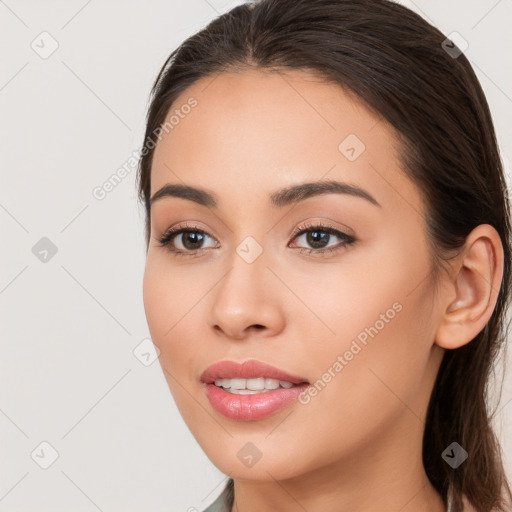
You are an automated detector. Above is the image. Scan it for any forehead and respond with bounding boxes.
[149,68,423,218]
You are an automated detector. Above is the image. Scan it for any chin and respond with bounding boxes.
[196,435,312,482]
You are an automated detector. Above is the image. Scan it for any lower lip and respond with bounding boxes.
[204,383,309,421]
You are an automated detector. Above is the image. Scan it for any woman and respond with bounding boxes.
[136,0,512,510]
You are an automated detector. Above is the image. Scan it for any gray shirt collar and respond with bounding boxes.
[202,478,234,512]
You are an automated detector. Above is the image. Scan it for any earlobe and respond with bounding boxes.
[435,224,504,350]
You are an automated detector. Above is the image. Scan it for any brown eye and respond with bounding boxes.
[157,225,218,255]
[289,223,356,256]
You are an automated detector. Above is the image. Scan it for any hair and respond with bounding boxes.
[135,0,512,510]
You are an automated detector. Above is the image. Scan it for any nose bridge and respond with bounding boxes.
[217,233,270,306]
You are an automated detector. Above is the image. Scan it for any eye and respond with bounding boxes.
[288,222,356,256]
[156,221,356,257]
[156,222,218,257]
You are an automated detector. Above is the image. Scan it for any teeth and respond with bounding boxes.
[265,378,279,389]
[247,378,265,390]
[214,377,296,392]
[230,378,246,390]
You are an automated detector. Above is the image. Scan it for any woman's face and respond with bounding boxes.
[143,68,445,481]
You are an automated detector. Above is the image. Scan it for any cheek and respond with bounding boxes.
[270,291,434,477]
[142,255,192,366]
[292,242,435,428]
[143,257,204,421]
[142,256,171,342]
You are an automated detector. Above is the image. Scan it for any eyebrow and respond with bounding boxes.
[149,180,381,209]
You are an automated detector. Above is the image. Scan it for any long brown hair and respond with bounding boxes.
[136,1,512,510]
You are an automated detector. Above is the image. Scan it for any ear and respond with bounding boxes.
[435,224,504,350]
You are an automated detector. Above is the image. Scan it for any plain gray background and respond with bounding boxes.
[1,1,511,510]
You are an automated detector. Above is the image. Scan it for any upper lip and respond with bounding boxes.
[200,359,309,385]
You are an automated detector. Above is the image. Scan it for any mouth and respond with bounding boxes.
[212,377,304,394]
[200,359,309,387]
[200,359,310,421]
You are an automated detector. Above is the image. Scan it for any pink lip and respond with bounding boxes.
[201,360,309,421]
[200,359,308,384]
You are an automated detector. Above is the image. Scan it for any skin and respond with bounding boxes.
[142,68,502,512]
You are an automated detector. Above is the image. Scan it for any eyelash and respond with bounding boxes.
[156,221,356,258]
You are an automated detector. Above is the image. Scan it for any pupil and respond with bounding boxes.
[307,231,329,248]
[183,232,203,250]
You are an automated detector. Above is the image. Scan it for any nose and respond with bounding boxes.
[208,250,285,341]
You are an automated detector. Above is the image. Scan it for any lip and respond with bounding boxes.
[201,359,310,421]
[200,359,309,385]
